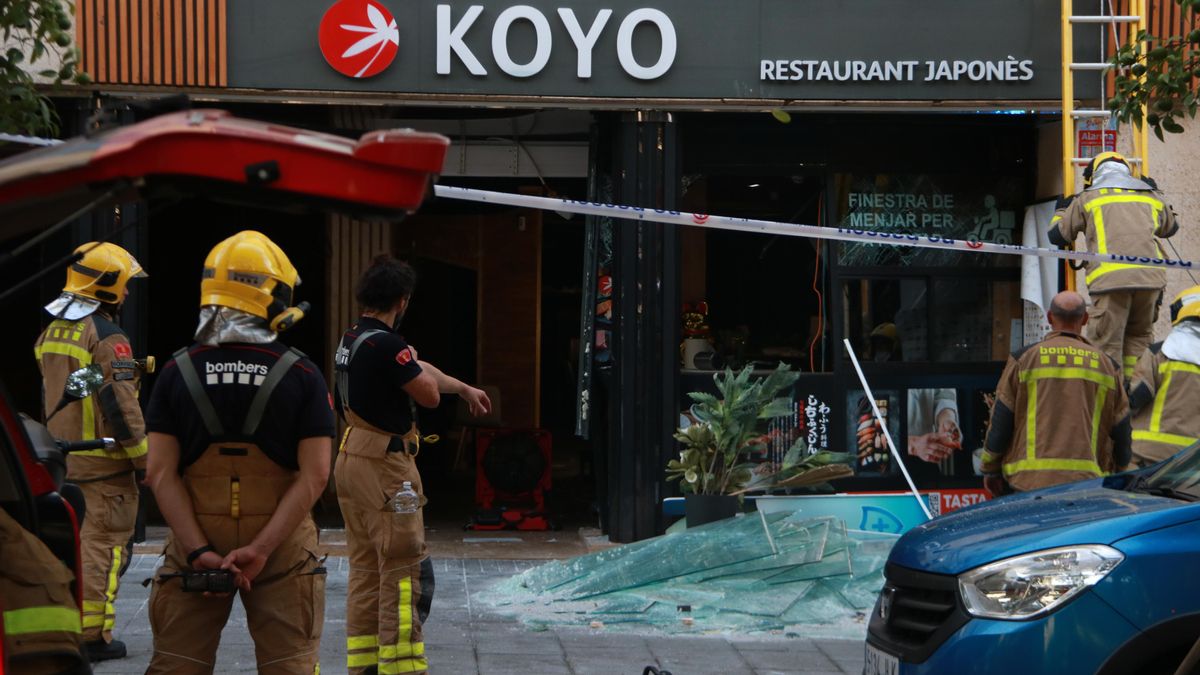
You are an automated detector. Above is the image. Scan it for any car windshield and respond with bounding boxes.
[1137,442,1200,500]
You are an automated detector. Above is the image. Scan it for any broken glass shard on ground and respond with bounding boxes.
[479,511,900,637]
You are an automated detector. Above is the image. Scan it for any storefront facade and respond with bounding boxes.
[27,0,1193,541]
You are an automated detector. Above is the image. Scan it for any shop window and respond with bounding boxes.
[833,173,1024,269]
[842,278,927,362]
[843,278,1020,364]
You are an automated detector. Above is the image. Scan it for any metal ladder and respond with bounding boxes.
[1060,0,1150,289]
[1061,0,1150,188]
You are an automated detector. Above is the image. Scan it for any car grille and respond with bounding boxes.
[866,563,971,664]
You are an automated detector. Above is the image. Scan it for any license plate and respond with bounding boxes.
[864,642,899,675]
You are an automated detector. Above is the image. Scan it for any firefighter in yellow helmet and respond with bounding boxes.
[33,241,148,662]
[143,231,333,674]
[1127,286,1200,468]
[1049,152,1180,379]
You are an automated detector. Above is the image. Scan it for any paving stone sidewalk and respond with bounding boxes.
[93,556,866,675]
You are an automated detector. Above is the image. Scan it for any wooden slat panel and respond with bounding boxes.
[172,0,183,84]
[107,0,118,83]
[217,0,226,86]
[205,0,216,87]
[119,0,129,83]
[128,0,139,83]
[76,0,88,80]
[94,0,107,83]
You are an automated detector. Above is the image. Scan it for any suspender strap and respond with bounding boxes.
[335,329,387,413]
[173,347,225,437]
[242,348,303,436]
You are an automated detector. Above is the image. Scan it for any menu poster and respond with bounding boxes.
[846,390,900,477]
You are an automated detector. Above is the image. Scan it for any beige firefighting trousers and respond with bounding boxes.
[146,444,326,675]
[1087,288,1161,378]
[69,456,139,644]
[335,410,430,675]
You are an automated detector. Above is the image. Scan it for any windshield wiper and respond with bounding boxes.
[1128,475,1200,502]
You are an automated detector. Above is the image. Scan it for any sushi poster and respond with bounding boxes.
[846,390,901,476]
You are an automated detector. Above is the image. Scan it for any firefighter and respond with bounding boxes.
[33,241,148,662]
[1049,151,1180,378]
[143,231,333,674]
[1127,286,1200,468]
[334,255,489,675]
[981,291,1132,495]
[0,508,87,674]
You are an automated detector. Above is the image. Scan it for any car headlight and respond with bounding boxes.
[958,545,1124,620]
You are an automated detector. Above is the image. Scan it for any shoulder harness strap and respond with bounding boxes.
[172,347,225,437]
[242,348,304,437]
[335,329,388,413]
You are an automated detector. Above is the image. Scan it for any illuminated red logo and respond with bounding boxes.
[318,0,399,79]
[692,214,710,225]
[112,342,132,359]
[396,348,414,366]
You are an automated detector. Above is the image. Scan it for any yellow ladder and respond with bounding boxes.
[1060,0,1150,289]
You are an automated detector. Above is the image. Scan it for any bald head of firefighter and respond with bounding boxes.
[980,290,1132,496]
[33,241,149,662]
[333,254,490,675]
[1049,152,1180,379]
[1127,286,1200,469]
[143,230,333,675]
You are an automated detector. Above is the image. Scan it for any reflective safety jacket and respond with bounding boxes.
[33,313,147,463]
[1129,343,1200,464]
[982,331,1132,491]
[1050,187,1179,294]
[0,508,85,671]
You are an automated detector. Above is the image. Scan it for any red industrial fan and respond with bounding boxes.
[468,428,554,531]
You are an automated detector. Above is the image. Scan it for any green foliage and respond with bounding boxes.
[1,1,88,135]
[1109,1,1200,140]
[666,364,853,496]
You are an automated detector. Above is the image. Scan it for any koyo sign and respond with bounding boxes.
[317,1,678,81]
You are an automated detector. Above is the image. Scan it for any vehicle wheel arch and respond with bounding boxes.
[1096,613,1200,675]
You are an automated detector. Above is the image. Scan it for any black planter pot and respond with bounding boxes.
[684,494,739,527]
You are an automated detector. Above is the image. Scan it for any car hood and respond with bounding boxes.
[888,480,1200,575]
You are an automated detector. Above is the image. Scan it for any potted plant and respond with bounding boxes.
[667,364,853,526]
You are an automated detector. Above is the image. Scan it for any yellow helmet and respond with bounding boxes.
[63,242,147,304]
[1170,285,1200,325]
[200,231,306,332]
[1083,151,1129,188]
[870,322,898,341]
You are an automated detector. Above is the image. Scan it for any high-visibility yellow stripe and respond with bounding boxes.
[82,600,105,613]
[379,642,425,660]
[1151,369,1175,433]
[82,614,105,628]
[1003,458,1104,476]
[3,606,82,635]
[93,545,121,634]
[75,435,148,459]
[1093,205,1109,253]
[1091,386,1108,459]
[314,664,320,675]
[348,635,379,650]
[398,577,413,644]
[34,340,93,364]
[347,652,379,667]
[1026,373,1038,462]
[1133,430,1198,447]
[1084,195,1167,285]
[1087,194,1165,212]
[1161,361,1200,376]
[1019,366,1116,390]
[379,658,429,675]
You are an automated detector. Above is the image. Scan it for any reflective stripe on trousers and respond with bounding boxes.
[1006,367,1113,478]
[378,576,427,674]
[82,546,121,633]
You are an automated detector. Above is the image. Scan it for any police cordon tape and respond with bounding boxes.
[433,185,1196,271]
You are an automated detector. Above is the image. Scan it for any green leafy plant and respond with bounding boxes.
[1,0,90,135]
[666,364,852,495]
[1108,1,1200,140]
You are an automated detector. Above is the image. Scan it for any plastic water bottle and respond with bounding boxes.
[391,481,419,514]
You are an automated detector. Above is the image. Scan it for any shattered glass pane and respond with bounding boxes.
[483,510,903,637]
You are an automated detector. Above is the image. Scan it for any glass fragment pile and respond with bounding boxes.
[477,512,896,635]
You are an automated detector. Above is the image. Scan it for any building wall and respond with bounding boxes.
[1150,119,1200,338]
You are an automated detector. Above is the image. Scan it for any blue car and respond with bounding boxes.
[865,448,1200,675]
